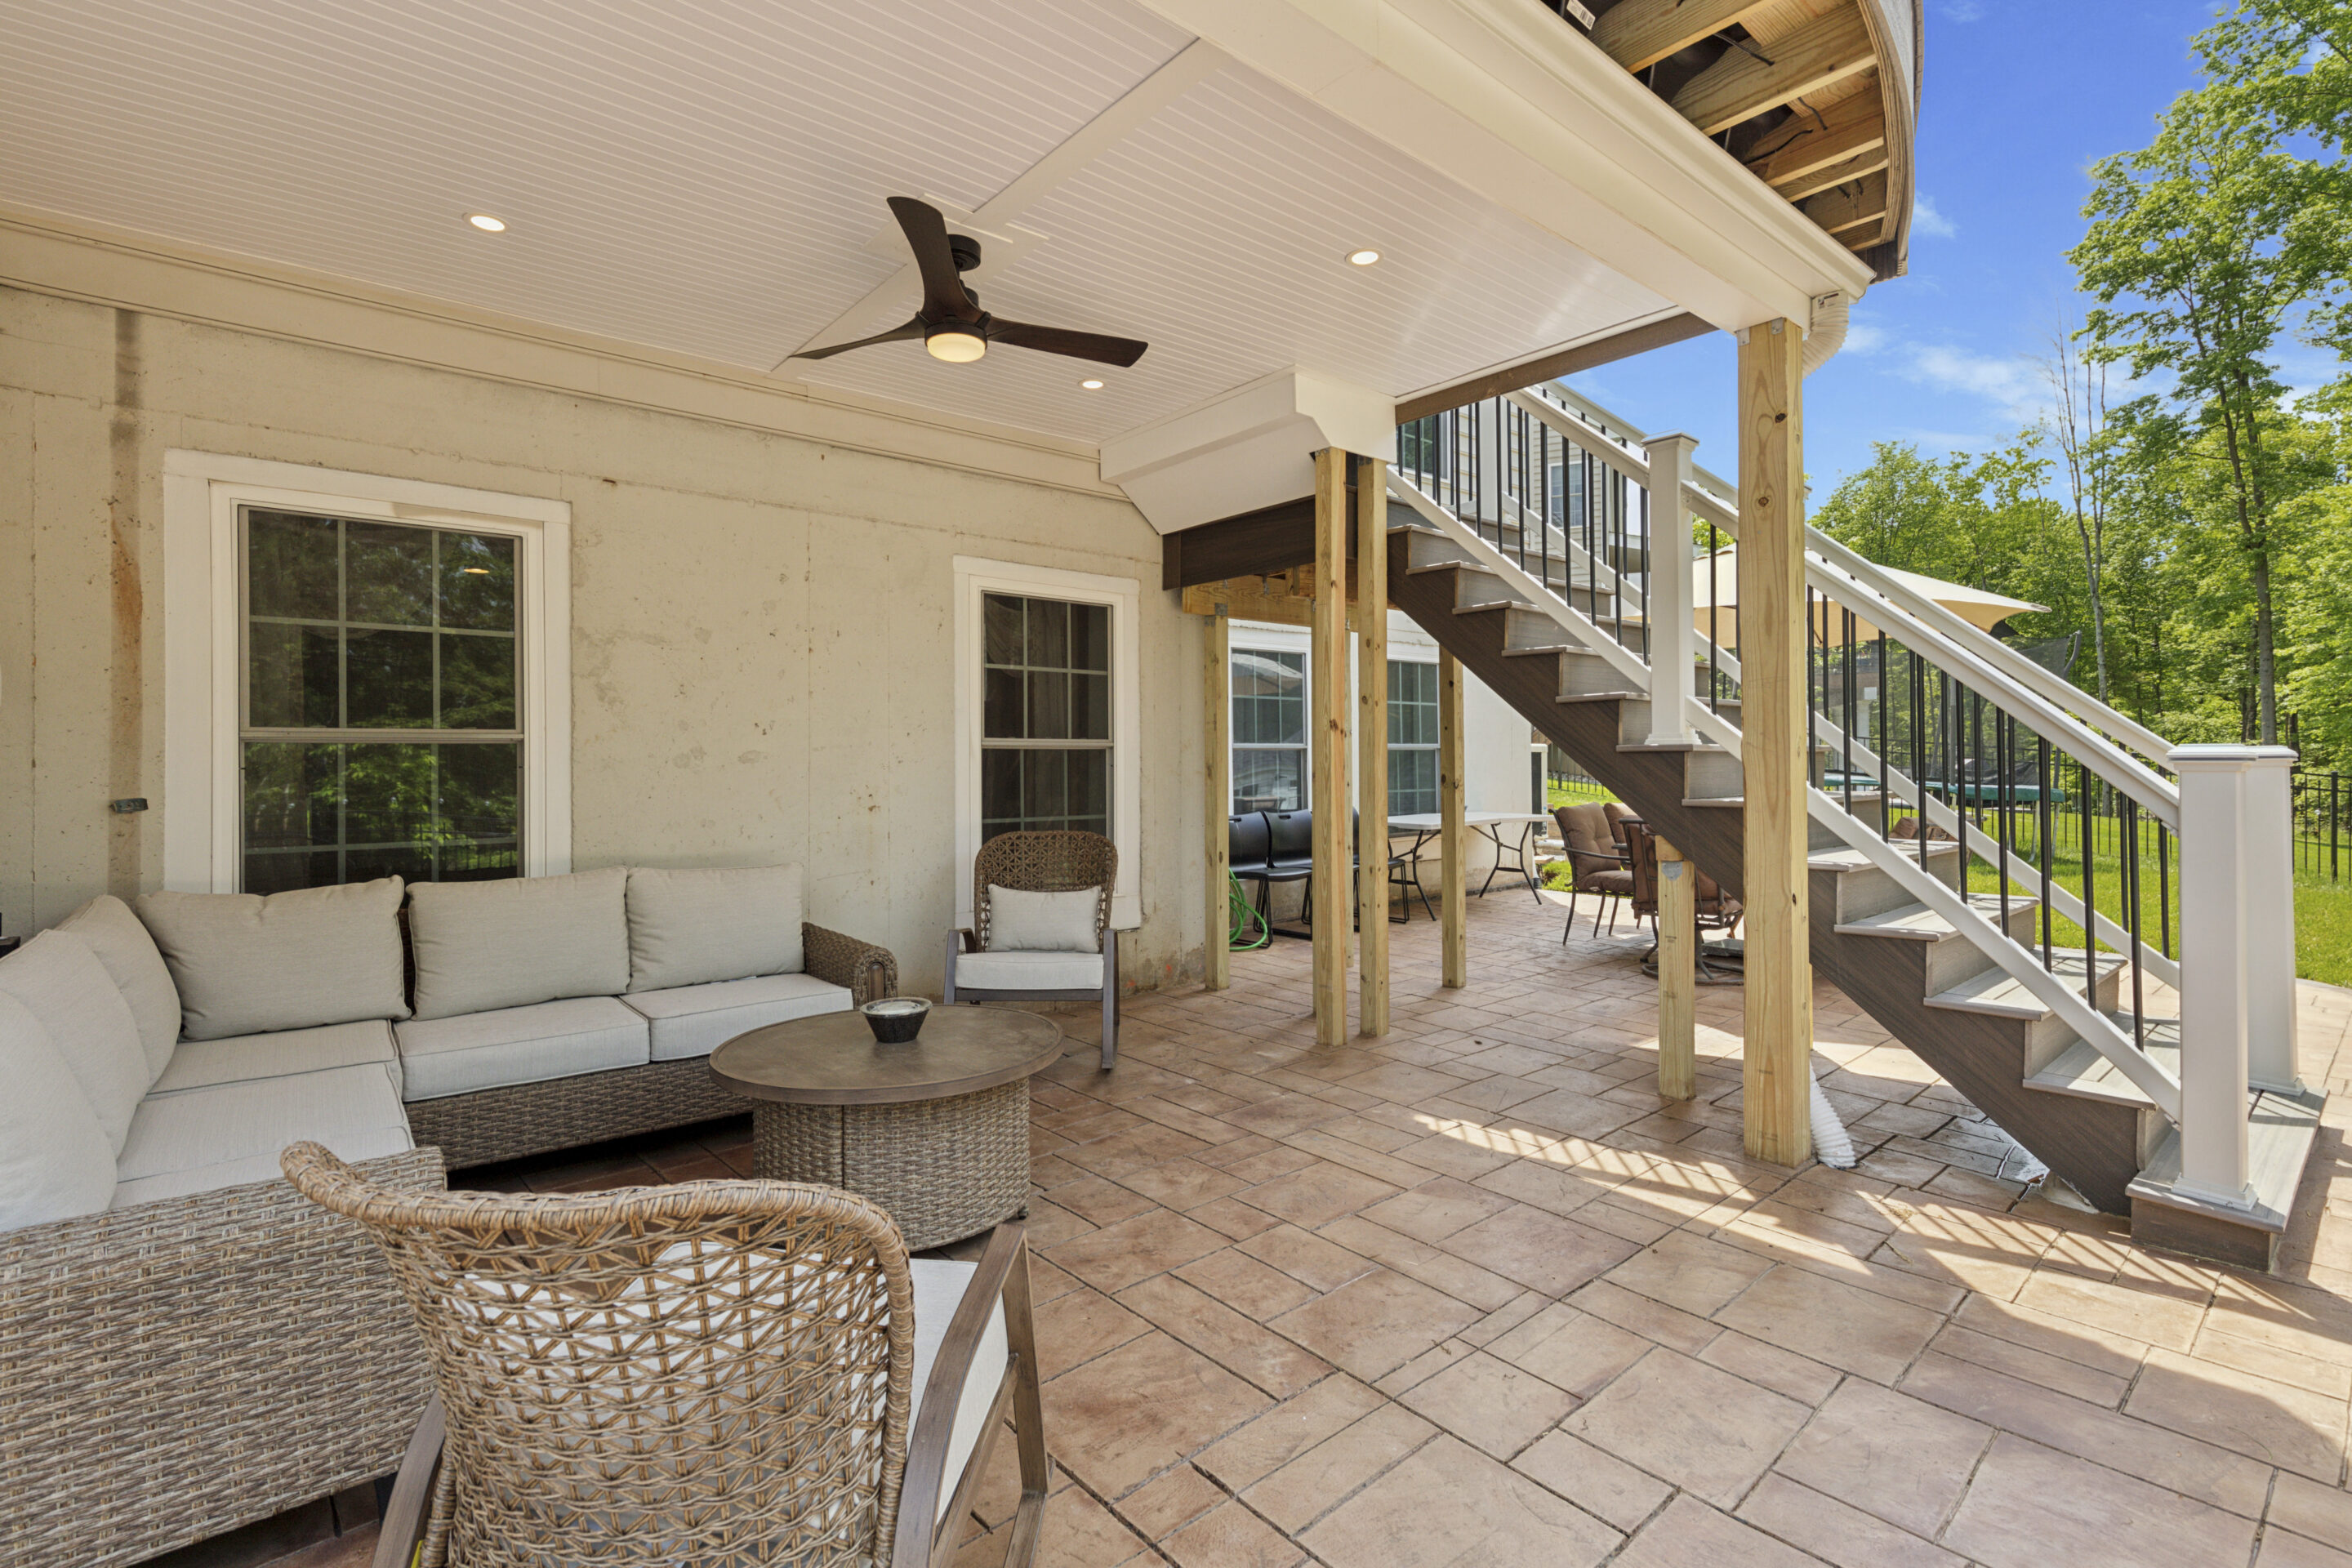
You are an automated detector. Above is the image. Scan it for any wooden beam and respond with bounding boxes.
[1204,604,1231,993]
[1355,460,1391,1037]
[1744,94,1886,189]
[1396,313,1714,425]
[1801,170,1889,237]
[1656,836,1695,1101]
[1738,318,1813,1166]
[1311,448,1352,1045]
[1439,648,1467,990]
[1775,146,1890,205]
[1671,7,1876,136]
[1594,0,1777,74]
[1180,574,1364,628]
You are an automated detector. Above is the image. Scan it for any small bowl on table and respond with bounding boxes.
[860,996,931,1045]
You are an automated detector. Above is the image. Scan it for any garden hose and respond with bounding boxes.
[1228,872,1271,951]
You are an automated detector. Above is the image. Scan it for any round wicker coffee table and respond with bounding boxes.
[708,1004,1063,1250]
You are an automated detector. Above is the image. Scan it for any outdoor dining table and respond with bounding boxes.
[1386,811,1551,905]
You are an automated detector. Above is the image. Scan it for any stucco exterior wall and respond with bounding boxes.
[0,283,1205,993]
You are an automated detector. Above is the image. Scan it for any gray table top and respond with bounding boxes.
[709,1004,1064,1106]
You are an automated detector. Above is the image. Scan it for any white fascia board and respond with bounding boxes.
[1134,0,1873,329]
[1101,368,1396,533]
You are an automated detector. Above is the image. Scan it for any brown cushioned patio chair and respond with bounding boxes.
[1552,802,1634,941]
[946,830,1118,1069]
[1619,817,1745,982]
[281,1143,1048,1568]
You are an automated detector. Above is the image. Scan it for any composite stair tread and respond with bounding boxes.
[2022,1036,2164,1108]
[1927,952,2114,1018]
[1833,893,2025,942]
[2130,1085,2326,1237]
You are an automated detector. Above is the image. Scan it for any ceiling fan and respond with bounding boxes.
[792,196,1147,369]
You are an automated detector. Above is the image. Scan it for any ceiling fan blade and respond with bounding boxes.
[886,196,978,322]
[984,318,1148,368]
[789,315,925,360]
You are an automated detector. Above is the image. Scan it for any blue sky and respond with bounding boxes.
[1565,1,2234,492]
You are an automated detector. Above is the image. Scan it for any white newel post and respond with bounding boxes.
[2170,745,2256,1207]
[1642,432,1699,748]
[2244,746,2303,1094]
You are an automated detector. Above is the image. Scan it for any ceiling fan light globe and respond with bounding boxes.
[924,324,987,363]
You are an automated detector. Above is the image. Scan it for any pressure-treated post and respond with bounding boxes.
[1738,318,1812,1165]
[1356,458,1392,1036]
[1642,432,1699,748]
[2244,746,2303,1092]
[2172,745,2256,1205]
[1656,836,1695,1100]
[1311,448,1352,1045]
[1204,602,1231,992]
[1439,648,1468,989]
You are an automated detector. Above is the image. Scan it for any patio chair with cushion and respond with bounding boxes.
[282,1142,1048,1568]
[945,830,1119,1069]
[1619,817,1745,982]
[1552,802,1634,941]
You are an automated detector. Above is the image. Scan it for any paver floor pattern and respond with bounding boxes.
[264,890,2352,1567]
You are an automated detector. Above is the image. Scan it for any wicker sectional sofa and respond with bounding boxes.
[0,863,895,1567]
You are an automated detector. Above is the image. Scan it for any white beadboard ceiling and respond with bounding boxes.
[0,0,1677,448]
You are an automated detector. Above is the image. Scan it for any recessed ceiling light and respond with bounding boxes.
[1347,248,1381,266]
[466,212,507,233]
[1079,378,1105,390]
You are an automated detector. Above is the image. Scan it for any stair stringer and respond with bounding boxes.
[1386,532,2148,1210]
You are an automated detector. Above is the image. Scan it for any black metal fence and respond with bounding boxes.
[2294,768,2347,881]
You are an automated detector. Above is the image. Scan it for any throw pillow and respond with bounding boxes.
[60,893,182,1081]
[0,991,117,1232]
[0,931,148,1156]
[406,866,630,1020]
[136,878,409,1041]
[984,885,1101,954]
[626,863,805,992]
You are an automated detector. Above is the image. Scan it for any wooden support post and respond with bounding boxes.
[1356,458,1391,1036]
[1311,448,1351,1045]
[1204,603,1230,992]
[1738,318,1813,1165]
[1439,648,1467,989]
[1656,837,1695,1100]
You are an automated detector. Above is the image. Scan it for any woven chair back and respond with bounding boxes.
[281,1143,916,1568]
[1552,803,1620,888]
[973,831,1116,952]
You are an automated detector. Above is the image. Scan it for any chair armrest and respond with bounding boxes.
[891,1221,1028,1566]
[951,927,980,955]
[371,1395,447,1568]
[804,922,898,1004]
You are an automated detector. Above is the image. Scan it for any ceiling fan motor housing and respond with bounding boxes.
[947,233,982,272]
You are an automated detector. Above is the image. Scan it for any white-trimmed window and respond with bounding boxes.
[1231,647,1306,813]
[163,452,571,893]
[1388,658,1440,814]
[952,558,1140,931]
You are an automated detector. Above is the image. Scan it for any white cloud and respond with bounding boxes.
[1911,195,1958,239]
[1839,319,1887,355]
[1904,344,2044,419]
[1939,1,1984,20]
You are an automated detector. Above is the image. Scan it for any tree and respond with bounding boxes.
[2039,322,2115,702]
[2069,87,2333,743]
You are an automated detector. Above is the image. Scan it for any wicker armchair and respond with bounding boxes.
[1553,802,1634,940]
[946,831,1118,1070]
[281,1143,1048,1568]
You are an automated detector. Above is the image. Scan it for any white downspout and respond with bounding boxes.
[1802,293,1851,377]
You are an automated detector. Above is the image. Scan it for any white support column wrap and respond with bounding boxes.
[2171,745,2257,1208]
[2243,746,2303,1093]
[1642,431,1699,748]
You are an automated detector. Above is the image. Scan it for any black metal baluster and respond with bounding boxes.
[2125,795,2145,1048]
[2158,817,2172,959]
[1954,680,1971,900]
[2039,736,2054,970]
[1911,644,1927,870]
[1842,606,1856,816]
[2081,759,2097,1000]
[1997,707,2011,929]
[1876,631,1891,841]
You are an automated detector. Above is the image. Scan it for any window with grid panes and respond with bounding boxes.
[242,509,521,892]
[1389,659,1440,814]
[1230,648,1306,812]
[980,593,1111,842]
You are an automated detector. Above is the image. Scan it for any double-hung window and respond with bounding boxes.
[1388,658,1440,815]
[242,509,523,892]
[1230,648,1307,813]
[980,593,1111,840]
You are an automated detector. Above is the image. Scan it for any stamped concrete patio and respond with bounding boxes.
[229,889,2352,1568]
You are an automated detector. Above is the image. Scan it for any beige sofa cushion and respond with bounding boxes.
[394,996,649,1102]
[0,991,117,1232]
[112,1061,412,1209]
[149,1019,402,1098]
[953,950,1103,991]
[407,867,630,1021]
[135,878,408,1040]
[60,894,182,1080]
[985,885,1100,953]
[620,972,851,1062]
[625,864,804,992]
[0,930,150,1153]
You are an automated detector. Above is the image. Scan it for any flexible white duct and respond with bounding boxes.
[1809,1068,1858,1169]
[1802,294,1850,376]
